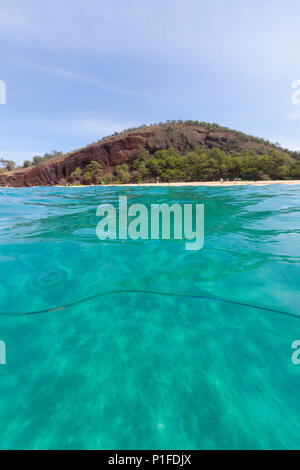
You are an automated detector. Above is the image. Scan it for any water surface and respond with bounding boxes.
[0,185,300,449]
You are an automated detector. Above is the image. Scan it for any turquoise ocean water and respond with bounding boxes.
[0,184,300,449]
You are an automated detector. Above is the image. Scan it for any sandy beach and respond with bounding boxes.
[2,180,300,189]
[108,180,300,187]
[53,180,300,188]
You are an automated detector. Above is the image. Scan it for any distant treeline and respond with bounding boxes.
[0,151,63,172]
[22,150,63,168]
[69,146,300,185]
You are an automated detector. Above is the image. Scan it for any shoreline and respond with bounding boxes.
[1,180,300,189]
[62,180,300,188]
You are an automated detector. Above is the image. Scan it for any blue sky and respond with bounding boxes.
[1,0,300,165]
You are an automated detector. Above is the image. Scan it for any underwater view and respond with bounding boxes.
[0,185,300,449]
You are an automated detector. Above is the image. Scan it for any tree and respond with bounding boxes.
[85,161,103,184]
[0,159,15,171]
[33,156,43,165]
[23,160,32,168]
[43,150,63,161]
[289,163,300,179]
[115,164,131,183]
[83,172,93,185]
[102,173,114,184]
[70,167,83,183]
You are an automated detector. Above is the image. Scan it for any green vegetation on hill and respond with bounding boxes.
[70,161,104,185]
[68,146,300,185]
[2,121,300,184]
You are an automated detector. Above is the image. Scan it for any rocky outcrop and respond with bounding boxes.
[0,133,150,187]
[0,123,290,187]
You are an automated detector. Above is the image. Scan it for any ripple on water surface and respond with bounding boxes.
[0,185,300,449]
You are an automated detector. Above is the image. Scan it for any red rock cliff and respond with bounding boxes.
[0,123,287,187]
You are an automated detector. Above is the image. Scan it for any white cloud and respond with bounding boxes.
[7,59,147,97]
[0,0,300,81]
[50,114,139,137]
[0,0,155,54]
[288,112,300,120]
[0,2,296,58]
[278,140,300,151]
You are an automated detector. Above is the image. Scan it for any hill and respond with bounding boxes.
[1,121,300,187]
